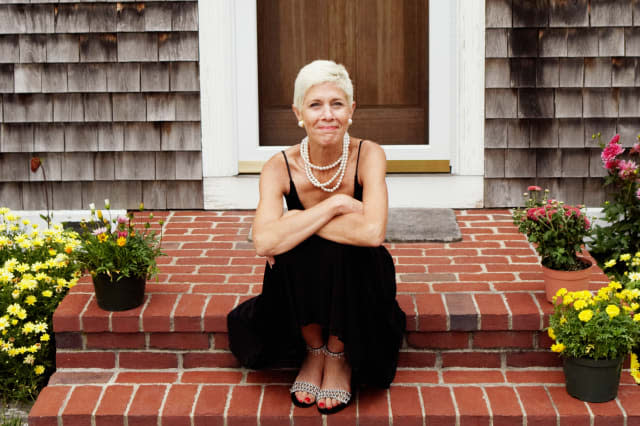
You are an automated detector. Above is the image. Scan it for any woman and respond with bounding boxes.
[227,60,406,415]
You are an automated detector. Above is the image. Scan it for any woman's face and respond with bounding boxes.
[294,82,355,146]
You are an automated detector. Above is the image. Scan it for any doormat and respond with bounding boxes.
[385,208,461,242]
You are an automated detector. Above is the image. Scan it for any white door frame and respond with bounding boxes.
[198,0,485,209]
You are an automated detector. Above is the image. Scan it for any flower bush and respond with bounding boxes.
[547,283,640,383]
[0,208,81,400]
[512,186,592,271]
[73,201,164,281]
[590,133,640,276]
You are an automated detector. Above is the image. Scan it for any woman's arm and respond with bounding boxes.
[315,142,388,246]
[252,154,361,257]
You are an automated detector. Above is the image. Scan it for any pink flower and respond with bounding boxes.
[605,159,620,171]
[527,185,542,191]
[610,134,620,144]
[527,207,544,221]
[601,139,624,163]
[637,188,640,200]
[117,231,128,238]
[617,160,638,179]
[584,217,591,230]
[92,227,107,236]
[117,216,128,224]
[630,143,640,155]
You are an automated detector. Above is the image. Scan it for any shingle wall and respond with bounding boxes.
[484,0,640,207]
[0,1,202,210]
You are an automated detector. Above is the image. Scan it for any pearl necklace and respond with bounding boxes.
[300,132,350,193]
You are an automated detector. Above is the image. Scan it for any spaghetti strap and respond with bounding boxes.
[281,151,293,181]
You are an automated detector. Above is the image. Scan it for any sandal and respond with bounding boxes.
[289,344,324,408]
[317,347,352,415]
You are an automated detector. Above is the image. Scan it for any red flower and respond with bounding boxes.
[30,157,41,172]
[610,134,620,144]
[527,185,542,191]
[605,159,620,171]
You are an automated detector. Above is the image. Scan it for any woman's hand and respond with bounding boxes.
[331,193,364,215]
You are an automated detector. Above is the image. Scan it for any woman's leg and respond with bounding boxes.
[318,335,352,409]
[293,323,325,404]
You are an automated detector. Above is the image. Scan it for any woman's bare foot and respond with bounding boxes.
[293,348,325,404]
[318,350,352,410]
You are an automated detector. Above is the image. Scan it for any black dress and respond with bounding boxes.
[227,142,406,388]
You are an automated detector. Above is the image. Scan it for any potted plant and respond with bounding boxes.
[74,201,164,311]
[547,283,640,401]
[512,187,594,302]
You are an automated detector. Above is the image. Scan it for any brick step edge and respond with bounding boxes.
[29,381,640,426]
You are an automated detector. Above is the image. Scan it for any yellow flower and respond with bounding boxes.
[551,343,566,353]
[556,288,568,298]
[21,322,35,334]
[48,248,57,256]
[42,290,52,298]
[560,316,567,324]
[547,328,556,340]
[23,354,34,365]
[117,236,126,247]
[578,309,594,322]
[608,281,622,290]
[97,210,103,219]
[11,290,20,299]
[633,313,640,322]
[573,299,588,310]
[40,333,50,342]
[563,295,574,305]
[25,296,36,306]
[64,245,73,254]
[34,365,45,375]
[606,305,620,319]
[604,259,617,268]
[97,233,108,243]
[620,253,632,261]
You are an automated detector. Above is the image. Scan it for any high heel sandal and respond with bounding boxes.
[317,347,352,415]
[289,344,324,408]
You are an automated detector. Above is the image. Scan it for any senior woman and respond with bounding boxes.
[227,60,406,415]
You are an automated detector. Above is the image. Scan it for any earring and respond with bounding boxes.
[348,118,353,126]
[298,120,304,128]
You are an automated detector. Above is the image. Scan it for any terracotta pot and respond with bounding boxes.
[541,257,595,303]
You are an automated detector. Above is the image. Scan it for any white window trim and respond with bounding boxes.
[198,0,485,209]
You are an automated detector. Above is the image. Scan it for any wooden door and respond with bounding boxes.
[257,0,428,146]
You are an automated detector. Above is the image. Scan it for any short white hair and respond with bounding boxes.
[293,60,354,111]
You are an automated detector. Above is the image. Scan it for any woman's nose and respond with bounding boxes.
[321,106,334,120]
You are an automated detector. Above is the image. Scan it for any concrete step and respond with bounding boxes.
[29,367,640,425]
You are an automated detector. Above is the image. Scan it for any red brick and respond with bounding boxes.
[213,333,230,349]
[95,385,134,426]
[432,282,492,292]
[388,248,425,256]
[258,385,292,426]
[398,283,432,293]
[55,332,83,349]
[191,284,252,294]
[161,384,199,426]
[397,294,417,330]
[199,265,253,274]
[445,293,478,330]
[473,294,509,330]
[158,265,197,274]
[82,297,111,332]
[119,352,178,369]
[48,371,114,385]
[516,386,557,425]
[164,235,210,242]
[473,331,534,349]
[459,273,516,282]
[358,388,390,426]
[493,281,544,291]
[428,264,483,273]
[146,284,191,293]
[182,243,233,250]
[227,386,262,426]
[511,256,540,263]
[397,257,451,265]
[206,249,256,257]
[424,248,478,256]
[400,273,456,283]
[617,386,640,422]
[204,295,238,331]
[453,387,490,425]
[451,241,501,248]
[141,293,179,332]
[519,272,545,281]
[393,370,439,384]
[474,234,526,241]
[53,293,91,332]
[587,398,624,426]
[232,257,267,266]
[56,351,115,369]
[484,387,523,426]
[389,386,423,426]
[182,370,243,384]
[174,294,207,332]
[396,264,428,273]
[193,385,229,426]
[227,274,262,284]
[456,214,490,221]
[171,273,226,283]
[407,332,469,349]
[545,386,591,425]
[486,264,542,272]
[116,372,177,384]
[415,294,447,331]
[128,385,167,426]
[110,301,147,333]
[398,351,437,368]
[29,385,71,426]
[506,351,562,367]
[441,352,501,368]
[455,256,509,264]
[460,227,496,234]
[149,332,210,349]
[481,248,535,256]
[420,386,456,424]
[86,333,146,349]
[61,386,103,426]
[183,352,241,368]
[443,370,504,384]
[506,370,565,384]
[504,293,542,330]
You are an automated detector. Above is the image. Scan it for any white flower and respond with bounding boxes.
[89,203,96,211]
[104,199,110,209]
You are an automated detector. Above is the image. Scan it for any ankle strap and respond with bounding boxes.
[306,344,325,355]
[323,347,345,358]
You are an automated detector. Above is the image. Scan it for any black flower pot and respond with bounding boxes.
[563,357,623,402]
[92,273,146,311]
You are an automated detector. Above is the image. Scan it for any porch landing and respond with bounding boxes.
[29,209,640,425]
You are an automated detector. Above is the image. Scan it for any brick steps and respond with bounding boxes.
[30,210,626,424]
[29,368,640,425]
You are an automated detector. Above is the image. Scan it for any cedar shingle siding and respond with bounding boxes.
[485,0,640,207]
[0,1,202,210]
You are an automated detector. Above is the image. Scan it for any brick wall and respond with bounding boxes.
[484,0,640,207]
[0,1,203,210]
